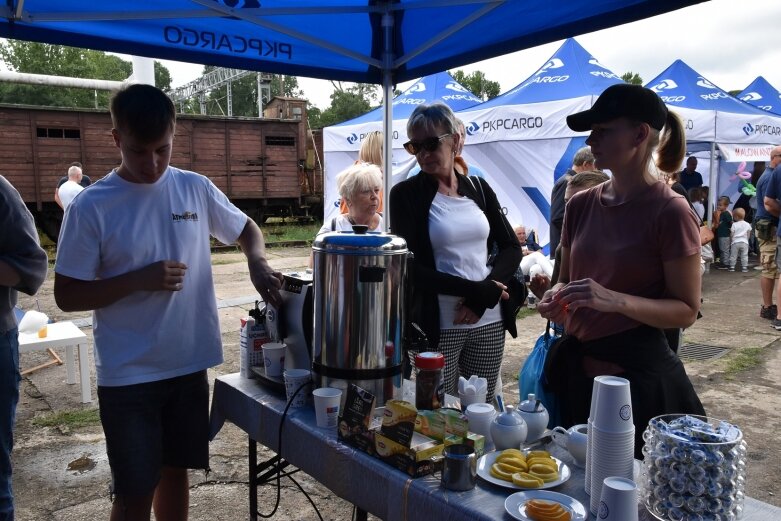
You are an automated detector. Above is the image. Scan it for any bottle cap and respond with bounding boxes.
[415,351,444,370]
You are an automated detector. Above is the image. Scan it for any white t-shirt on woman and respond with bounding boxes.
[428,192,501,329]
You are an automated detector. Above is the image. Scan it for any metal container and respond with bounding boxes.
[312,228,409,406]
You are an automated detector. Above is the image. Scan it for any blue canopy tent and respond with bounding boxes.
[0,0,706,226]
[645,60,781,211]
[738,76,781,115]
[322,71,482,221]
[456,38,624,253]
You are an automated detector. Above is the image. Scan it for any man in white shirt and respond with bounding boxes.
[54,84,283,521]
[56,165,84,211]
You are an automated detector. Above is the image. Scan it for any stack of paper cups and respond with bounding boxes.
[584,378,599,495]
[588,375,635,516]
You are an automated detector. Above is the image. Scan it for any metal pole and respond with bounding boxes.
[709,141,718,222]
[381,6,394,232]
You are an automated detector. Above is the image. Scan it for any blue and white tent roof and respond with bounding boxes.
[645,60,768,115]
[474,38,624,108]
[335,71,482,126]
[738,76,781,115]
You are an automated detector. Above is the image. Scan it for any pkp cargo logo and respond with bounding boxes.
[696,77,718,89]
[535,58,564,75]
[465,122,480,136]
[406,82,426,94]
[445,82,469,93]
[649,79,678,92]
[743,122,781,136]
[741,92,762,102]
[347,133,358,144]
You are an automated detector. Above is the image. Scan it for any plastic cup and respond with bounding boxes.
[283,368,311,409]
[459,390,487,412]
[592,376,633,432]
[263,342,286,377]
[598,477,638,521]
[465,403,496,440]
[313,387,342,428]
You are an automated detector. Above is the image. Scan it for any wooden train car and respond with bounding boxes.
[1,103,322,241]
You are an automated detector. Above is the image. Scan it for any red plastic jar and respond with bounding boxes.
[414,352,445,410]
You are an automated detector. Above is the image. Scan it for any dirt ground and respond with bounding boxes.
[12,246,781,520]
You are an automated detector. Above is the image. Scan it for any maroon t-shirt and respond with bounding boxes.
[560,181,700,341]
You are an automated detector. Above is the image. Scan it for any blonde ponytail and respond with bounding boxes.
[655,110,686,174]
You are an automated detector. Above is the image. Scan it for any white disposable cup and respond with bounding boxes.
[598,477,639,521]
[592,376,633,432]
[263,342,286,377]
[283,368,311,409]
[313,387,342,428]
[465,402,496,443]
[459,391,487,411]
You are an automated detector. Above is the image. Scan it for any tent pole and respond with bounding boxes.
[709,142,717,222]
[381,7,394,232]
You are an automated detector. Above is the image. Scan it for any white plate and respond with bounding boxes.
[476,451,571,490]
[504,490,587,521]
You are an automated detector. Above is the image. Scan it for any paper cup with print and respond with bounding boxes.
[313,387,342,428]
[598,477,638,521]
[593,375,633,432]
[263,342,286,378]
[283,368,312,409]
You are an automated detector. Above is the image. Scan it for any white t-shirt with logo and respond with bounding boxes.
[55,167,248,386]
[428,192,501,329]
[58,179,84,211]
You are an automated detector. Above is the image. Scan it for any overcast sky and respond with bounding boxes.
[134,0,781,108]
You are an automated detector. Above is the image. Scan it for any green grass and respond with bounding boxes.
[32,408,101,429]
[723,347,764,380]
[516,307,538,320]
[263,222,322,243]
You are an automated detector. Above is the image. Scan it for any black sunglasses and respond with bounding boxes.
[403,133,451,155]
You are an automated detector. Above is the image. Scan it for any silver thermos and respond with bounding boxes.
[311,226,409,406]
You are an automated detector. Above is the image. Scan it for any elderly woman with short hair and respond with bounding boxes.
[389,102,521,400]
[320,162,383,234]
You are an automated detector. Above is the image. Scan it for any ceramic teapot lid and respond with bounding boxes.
[495,405,525,426]
[519,393,544,413]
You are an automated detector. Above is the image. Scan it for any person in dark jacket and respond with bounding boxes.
[549,147,595,258]
[0,175,48,520]
[390,102,521,401]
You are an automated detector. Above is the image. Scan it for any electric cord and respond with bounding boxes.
[255,380,324,521]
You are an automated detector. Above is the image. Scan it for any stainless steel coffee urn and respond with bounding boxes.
[311,228,408,406]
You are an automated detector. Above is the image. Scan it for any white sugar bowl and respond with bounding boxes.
[517,393,549,442]
[490,405,528,450]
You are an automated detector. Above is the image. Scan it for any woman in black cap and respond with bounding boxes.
[538,84,705,454]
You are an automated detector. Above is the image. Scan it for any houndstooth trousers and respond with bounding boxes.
[435,321,506,400]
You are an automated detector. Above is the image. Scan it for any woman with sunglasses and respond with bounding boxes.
[389,102,521,401]
[537,85,705,455]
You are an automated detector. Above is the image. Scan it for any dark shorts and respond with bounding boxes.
[97,370,210,497]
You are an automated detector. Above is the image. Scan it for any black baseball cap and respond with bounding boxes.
[567,84,668,132]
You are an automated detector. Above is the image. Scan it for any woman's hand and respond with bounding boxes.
[493,280,509,302]
[453,300,481,325]
[554,278,618,314]
[530,273,550,300]
[537,285,567,323]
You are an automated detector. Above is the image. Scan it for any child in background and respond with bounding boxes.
[715,196,733,269]
[729,207,752,272]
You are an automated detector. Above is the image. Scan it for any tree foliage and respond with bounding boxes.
[621,71,643,85]
[450,69,500,100]
[311,82,379,128]
[0,41,171,108]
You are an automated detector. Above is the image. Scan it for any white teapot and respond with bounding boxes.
[517,393,549,442]
[490,405,528,450]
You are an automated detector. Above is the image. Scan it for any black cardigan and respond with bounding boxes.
[389,171,522,349]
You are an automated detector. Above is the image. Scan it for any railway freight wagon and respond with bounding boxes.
[1,104,322,242]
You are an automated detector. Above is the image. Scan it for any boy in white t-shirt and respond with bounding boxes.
[53,84,283,520]
[729,207,752,273]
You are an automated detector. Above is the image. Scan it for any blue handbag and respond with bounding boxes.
[518,320,563,429]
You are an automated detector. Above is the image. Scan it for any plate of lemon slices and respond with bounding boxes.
[475,448,571,490]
